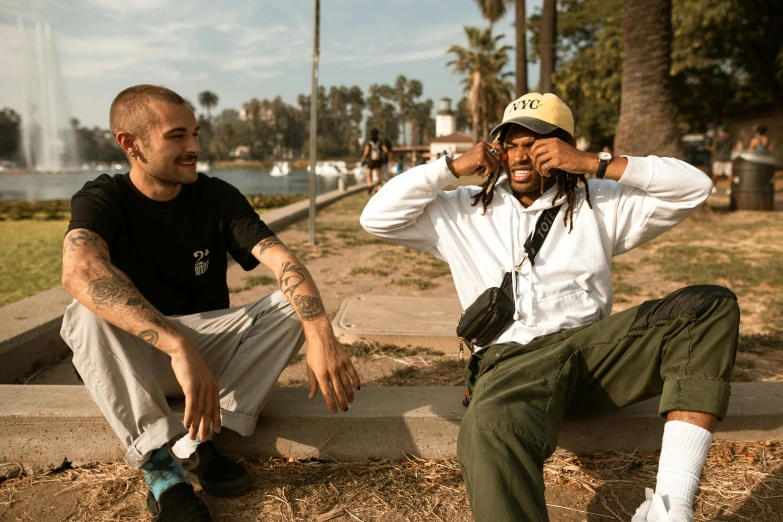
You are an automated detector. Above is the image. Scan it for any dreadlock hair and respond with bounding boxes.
[470,127,592,233]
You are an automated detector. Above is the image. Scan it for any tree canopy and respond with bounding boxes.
[447,26,514,142]
[529,0,783,146]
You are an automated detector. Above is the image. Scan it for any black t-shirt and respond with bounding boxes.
[68,173,275,316]
[713,134,733,162]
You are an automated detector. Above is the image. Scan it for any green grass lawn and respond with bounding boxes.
[0,219,69,307]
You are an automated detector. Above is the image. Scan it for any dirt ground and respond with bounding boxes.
[1,441,781,521]
[7,175,783,521]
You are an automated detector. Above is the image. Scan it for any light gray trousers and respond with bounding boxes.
[60,290,305,469]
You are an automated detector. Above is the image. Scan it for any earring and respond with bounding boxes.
[130,151,137,158]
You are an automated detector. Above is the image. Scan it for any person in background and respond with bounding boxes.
[382,135,393,181]
[748,125,773,152]
[705,125,734,195]
[360,128,390,194]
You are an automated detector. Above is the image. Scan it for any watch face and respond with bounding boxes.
[598,152,612,161]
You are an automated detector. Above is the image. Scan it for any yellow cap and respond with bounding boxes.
[490,92,574,139]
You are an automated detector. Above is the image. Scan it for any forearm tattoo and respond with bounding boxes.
[87,253,175,337]
[138,329,160,346]
[278,260,325,321]
[255,236,283,255]
[64,229,106,253]
[278,261,307,299]
[293,295,326,321]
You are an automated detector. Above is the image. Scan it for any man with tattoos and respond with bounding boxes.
[60,85,360,521]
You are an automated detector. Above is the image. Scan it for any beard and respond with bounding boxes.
[141,155,199,186]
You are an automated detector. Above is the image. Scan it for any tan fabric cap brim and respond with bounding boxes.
[490,116,562,138]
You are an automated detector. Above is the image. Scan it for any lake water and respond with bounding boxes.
[0,169,359,201]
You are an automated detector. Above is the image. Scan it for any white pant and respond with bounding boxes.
[60,291,305,468]
[712,161,732,177]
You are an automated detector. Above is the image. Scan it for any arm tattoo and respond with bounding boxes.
[255,236,283,255]
[278,261,307,299]
[138,329,159,345]
[64,229,106,253]
[87,253,175,336]
[293,295,326,321]
[278,260,325,321]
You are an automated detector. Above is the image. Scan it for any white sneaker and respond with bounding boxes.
[631,488,694,522]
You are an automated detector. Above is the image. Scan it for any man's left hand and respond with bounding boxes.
[529,138,598,177]
[305,330,361,412]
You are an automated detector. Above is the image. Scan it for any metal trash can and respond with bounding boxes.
[730,152,776,210]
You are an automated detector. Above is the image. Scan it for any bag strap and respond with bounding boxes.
[522,204,562,267]
[500,271,514,300]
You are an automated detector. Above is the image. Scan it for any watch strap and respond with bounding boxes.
[596,158,608,179]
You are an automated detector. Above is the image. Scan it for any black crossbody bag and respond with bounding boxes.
[456,204,562,359]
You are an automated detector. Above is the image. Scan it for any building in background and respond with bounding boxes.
[428,98,473,161]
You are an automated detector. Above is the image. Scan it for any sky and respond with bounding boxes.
[1,0,543,129]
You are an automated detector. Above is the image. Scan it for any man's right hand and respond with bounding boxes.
[446,141,506,178]
[170,339,221,442]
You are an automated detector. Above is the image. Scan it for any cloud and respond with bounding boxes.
[86,0,168,13]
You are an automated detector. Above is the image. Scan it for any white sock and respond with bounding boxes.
[655,420,712,510]
[171,431,212,459]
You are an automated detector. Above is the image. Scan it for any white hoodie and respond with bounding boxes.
[360,155,712,350]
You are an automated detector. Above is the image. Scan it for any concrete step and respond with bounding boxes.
[2,383,782,474]
[332,296,462,351]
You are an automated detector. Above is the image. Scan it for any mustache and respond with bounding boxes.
[178,154,199,162]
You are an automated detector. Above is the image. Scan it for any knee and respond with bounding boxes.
[62,303,104,353]
[632,285,738,332]
[675,284,737,311]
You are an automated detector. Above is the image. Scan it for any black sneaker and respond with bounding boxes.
[179,441,252,497]
[147,483,212,522]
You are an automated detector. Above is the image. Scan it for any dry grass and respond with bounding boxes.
[2,441,781,521]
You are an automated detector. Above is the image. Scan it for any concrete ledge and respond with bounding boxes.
[260,183,367,233]
[0,184,367,383]
[2,383,781,471]
[332,296,463,351]
[0,287,74,384]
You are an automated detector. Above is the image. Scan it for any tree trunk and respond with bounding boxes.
[515,0,528,97]
[614,0,682,157]
[539,0,556,93]
[470,70,482,143]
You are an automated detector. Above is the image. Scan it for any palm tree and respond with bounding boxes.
[539,0,556,93]
[614,0,682,157]
[198,91,219,120]
[474,0,528,97]
[447,26,513,142]
[393,76,423,146]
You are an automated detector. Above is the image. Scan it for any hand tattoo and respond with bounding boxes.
[293,295,326,321]
[255,236,283,255]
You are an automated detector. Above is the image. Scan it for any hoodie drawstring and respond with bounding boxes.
[510,207,520,321]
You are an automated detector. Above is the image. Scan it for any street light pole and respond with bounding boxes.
[308,0,320,246]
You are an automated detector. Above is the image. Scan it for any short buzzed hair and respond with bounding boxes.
[109,85,188,142]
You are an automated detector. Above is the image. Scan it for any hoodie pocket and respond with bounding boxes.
[533,283,603,330]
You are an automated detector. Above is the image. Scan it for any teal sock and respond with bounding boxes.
[142,446,187,501]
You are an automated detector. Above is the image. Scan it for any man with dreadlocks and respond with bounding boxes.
[361,93,738,522]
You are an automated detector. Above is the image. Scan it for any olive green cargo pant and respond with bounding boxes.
[457,285,739,522]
